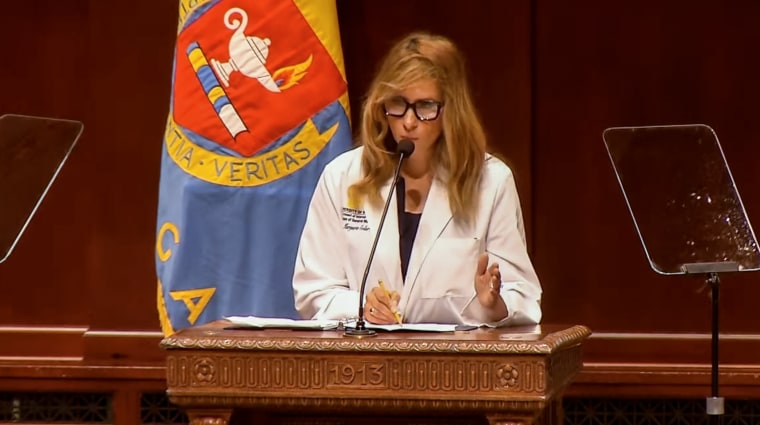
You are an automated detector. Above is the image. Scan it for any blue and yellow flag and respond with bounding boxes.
[156,0,352,335]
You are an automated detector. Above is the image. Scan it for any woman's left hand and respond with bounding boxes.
[474,253,508,320]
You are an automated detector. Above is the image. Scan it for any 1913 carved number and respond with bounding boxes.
[326,362,384,387]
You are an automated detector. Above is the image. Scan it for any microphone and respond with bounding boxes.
[344,139,415,338]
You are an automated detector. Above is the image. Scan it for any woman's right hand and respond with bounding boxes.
[364,286,401,324]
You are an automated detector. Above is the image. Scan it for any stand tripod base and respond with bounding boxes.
[706,397,724,415]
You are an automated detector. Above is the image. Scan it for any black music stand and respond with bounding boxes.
[0,114,83,264]
[603,124,760,421]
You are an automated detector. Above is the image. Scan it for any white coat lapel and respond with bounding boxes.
[404,177,453,286]
[362,180,403,287]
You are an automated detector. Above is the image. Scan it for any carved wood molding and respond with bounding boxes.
[569,362,760,397]
[584,332,760,364]
[0,326,87,359]
[82,329,165,363]
[172,395,547,413]
[165,352,566,396]
[548,346,583,390]
[161,325,591,354]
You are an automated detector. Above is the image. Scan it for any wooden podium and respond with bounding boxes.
[161,321,590,425]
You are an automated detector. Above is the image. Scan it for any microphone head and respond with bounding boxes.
[397,139,415,156]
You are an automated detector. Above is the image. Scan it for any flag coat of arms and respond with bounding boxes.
[156,0,352,335]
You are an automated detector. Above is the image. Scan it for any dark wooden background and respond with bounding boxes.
[1,0,760,409]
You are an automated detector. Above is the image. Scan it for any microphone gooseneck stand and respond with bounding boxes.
[344,140,414,338]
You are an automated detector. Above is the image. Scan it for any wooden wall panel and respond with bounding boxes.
[0,0,175,335]
[83,0,176,332]
[0,0,174,369]
[0,0,92,327]
[533,0,760,335]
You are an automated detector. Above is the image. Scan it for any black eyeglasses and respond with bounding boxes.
[383,97,443,121]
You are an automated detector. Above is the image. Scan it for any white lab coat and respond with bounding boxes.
[292,147,542,326]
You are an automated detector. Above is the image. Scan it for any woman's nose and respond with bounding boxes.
[403,108,418,129]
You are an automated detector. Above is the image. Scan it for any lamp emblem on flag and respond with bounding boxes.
[209,7,292,93]
[170,2,347,186]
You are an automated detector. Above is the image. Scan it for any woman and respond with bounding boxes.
[292,32,541,326]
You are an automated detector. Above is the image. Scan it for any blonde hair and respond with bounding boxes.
[349,32,487,222]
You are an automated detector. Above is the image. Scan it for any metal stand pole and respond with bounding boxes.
[706,272,724,423]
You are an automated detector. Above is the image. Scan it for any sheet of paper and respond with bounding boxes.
[225,316,341,330]
[365,323,460,332]
[225,317,479,333]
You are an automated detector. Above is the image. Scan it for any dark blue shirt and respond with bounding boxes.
[396,177,421,282]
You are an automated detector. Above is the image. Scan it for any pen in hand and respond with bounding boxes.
[378,280,403,324]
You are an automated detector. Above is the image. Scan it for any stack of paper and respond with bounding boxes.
[225,316,341,330]
[364,323,461,332]
[224,316,467,333]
